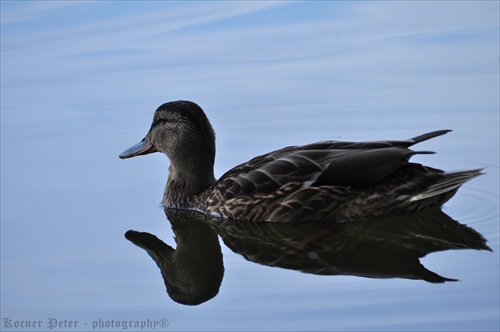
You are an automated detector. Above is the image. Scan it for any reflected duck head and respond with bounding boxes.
[125,211,224,306]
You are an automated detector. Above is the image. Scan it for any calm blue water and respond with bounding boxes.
[1,1,499,331]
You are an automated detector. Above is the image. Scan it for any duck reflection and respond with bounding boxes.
[212,208,490,282]
[125,208,490,305]
[125,209,224,305]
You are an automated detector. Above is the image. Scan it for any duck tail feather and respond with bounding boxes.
[407,151,436,158]
[411,262,458,283]
[410,130,452,145]
[410,168,485,202]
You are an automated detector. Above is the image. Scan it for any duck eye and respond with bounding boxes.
[152,117,171,127]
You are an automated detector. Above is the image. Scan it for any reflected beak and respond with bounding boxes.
[119,138,158,159]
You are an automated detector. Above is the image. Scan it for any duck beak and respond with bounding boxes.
[119,138,158,159]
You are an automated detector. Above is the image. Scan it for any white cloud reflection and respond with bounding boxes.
[2,1,498,115]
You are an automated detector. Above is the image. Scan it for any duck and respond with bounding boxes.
[119,100,483,223]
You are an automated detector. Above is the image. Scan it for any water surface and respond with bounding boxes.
[1,1,499,331]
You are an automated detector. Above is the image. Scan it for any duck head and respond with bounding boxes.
[120,101,217,206]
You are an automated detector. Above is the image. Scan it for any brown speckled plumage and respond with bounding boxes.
[120,100,483,223]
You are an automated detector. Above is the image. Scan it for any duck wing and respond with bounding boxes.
[214,130,451,198]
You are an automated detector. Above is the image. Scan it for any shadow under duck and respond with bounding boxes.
[120,100,483,223]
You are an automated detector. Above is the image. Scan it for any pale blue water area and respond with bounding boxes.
[1,1,499,331]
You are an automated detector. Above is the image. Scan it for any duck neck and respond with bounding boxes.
[162,156,216,209]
